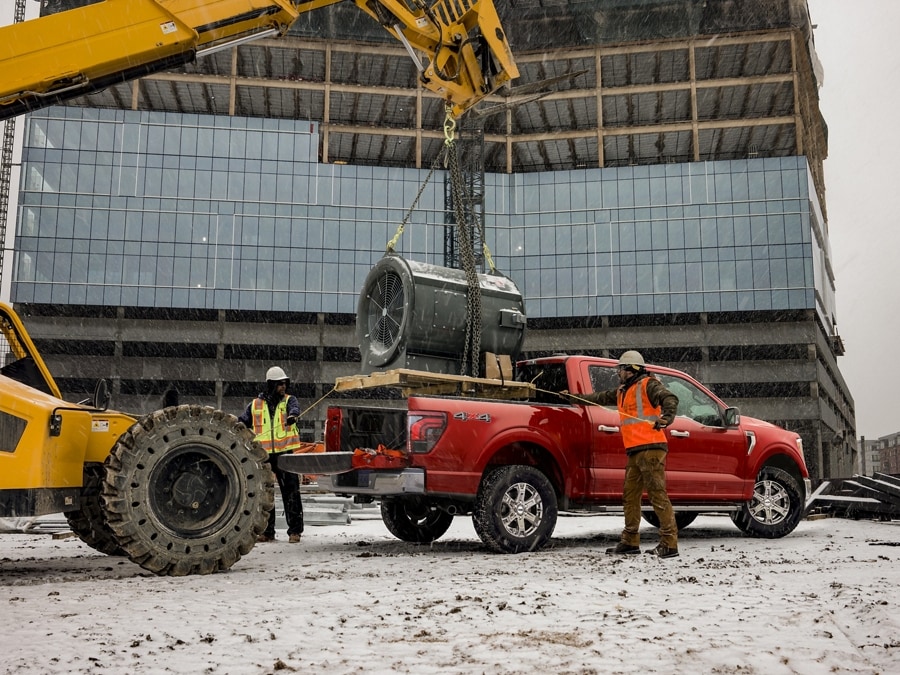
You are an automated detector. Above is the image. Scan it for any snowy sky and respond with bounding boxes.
[1,2,896,439]
[807,0,900,440]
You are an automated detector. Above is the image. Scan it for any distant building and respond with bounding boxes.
[5,0,855,480]
[862,432,900,476]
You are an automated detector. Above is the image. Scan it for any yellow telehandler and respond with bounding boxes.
[1,300,274,575]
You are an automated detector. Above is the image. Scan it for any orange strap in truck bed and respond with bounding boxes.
[351,444,410,469]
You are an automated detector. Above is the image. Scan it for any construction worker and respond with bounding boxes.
[562,350,680,558]
[239,366,304,543]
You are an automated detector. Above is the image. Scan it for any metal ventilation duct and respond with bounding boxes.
[357,254,526,375]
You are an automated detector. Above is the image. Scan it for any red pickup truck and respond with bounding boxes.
[282,355,811,553]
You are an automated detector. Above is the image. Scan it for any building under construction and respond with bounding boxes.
[3,0,855,481]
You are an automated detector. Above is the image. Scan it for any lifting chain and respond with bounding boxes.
[385,151,443,254]
[444,106,483,378]
[385,105,490,378]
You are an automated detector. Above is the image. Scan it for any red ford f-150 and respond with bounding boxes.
[282,355,811,553]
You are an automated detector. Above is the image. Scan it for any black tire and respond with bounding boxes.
[641,511,699,531]
[65,463,126,557]
[472,465,557,553]
[101,405,275,576]
[380,497,454,543]
[731,466,804,539]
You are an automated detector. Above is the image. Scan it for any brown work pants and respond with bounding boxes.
[620,449,678,549]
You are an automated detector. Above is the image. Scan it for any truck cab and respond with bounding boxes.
[521,357,808,508]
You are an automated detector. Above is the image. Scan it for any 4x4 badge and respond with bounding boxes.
[453,412,492,422]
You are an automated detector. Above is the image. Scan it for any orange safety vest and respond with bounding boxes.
[250,396,303,453]
[617,376,667,449]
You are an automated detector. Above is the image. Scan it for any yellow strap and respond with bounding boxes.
[482,243,497,273]
[386,221,405,253]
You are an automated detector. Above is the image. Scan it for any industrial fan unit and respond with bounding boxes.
[357,254,526,375]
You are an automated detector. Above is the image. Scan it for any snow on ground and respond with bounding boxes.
[1,512,899,674]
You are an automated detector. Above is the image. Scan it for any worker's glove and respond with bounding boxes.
[653,416,672,430]
[285,416,298,427]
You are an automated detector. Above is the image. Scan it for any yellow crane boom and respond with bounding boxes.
[0,0,518,121]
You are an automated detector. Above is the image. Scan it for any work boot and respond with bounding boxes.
[645,544,679,559]
[257,533,276,543]
[606,542,641,555]
[288,533,301,543]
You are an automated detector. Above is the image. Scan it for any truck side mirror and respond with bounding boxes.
[723,406,741,427]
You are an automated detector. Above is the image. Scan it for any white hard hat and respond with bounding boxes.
[617,350,645,370]
[266,366,289,382]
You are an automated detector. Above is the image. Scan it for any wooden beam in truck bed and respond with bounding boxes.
[334,369,535,400]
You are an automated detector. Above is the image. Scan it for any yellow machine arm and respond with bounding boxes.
[0,0,517,122]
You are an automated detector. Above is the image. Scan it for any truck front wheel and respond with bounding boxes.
[731,466,804,538]
[380,497,454,543]
[102,405,274,576]
[473,465,558,553]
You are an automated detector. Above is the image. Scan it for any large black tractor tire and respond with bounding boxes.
[731,466,805,539]
[641,511,699,531]
[102,405,275,576]
[65,463,126,557]
[473,465,558,554]
[380,497,455,543]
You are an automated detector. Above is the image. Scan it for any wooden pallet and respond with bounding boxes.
[333,368,534,399]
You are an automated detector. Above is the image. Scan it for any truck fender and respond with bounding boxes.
[744,441,807,500]
[469,424,572,489]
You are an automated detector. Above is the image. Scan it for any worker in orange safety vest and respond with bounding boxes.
[561,350,680,558]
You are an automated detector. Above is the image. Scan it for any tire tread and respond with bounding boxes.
[101,404,274,576]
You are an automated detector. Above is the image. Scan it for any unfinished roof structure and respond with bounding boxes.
[67,0,826,203]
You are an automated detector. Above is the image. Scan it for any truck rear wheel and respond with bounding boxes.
[380,497,454,543]
[65,463,125,557]
[102,405,274,576]
[731,466,804,539]
[473,465,557,553]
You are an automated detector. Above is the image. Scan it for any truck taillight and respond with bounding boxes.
[325,407,342,452]
[408,411,447,454]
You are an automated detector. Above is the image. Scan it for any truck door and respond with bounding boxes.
[522,361,594,498]
[654,374,747,500]
[581,363,748,500]
[583,364,628,498]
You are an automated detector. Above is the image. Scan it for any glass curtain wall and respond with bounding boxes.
[15,107,822,321]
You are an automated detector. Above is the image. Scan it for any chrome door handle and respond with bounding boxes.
[669,430,690,437]
[598,425,620,432]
